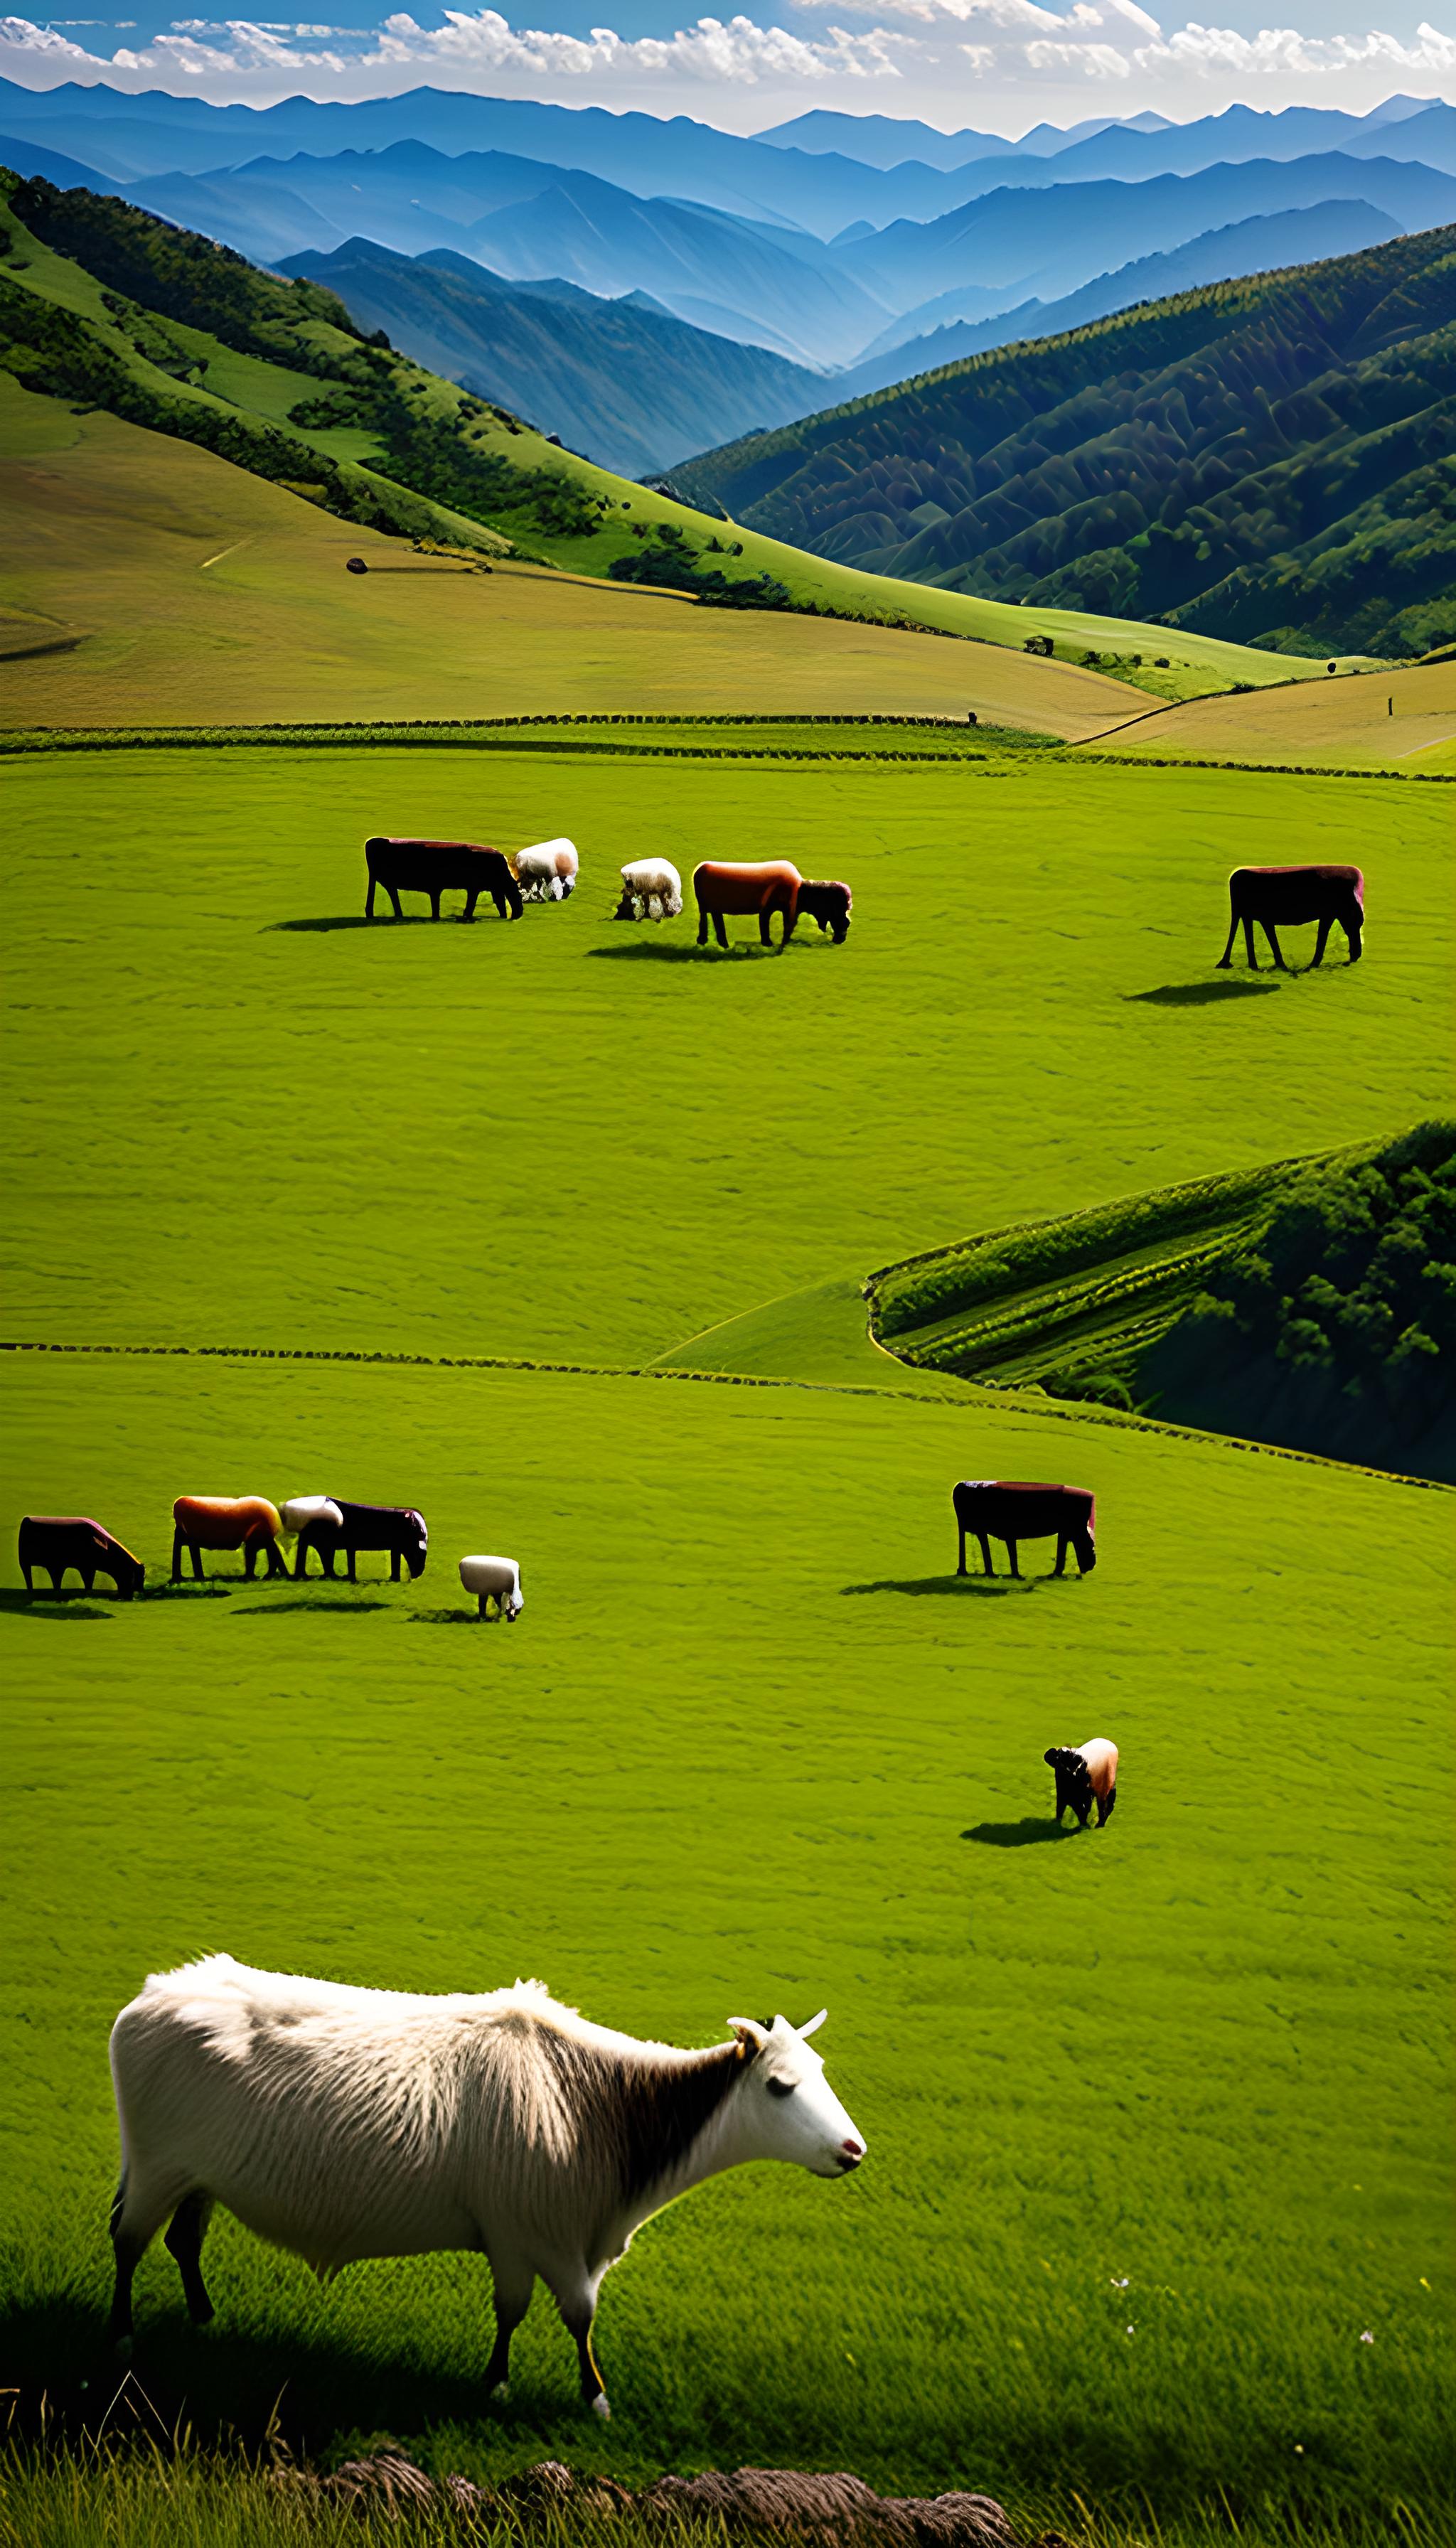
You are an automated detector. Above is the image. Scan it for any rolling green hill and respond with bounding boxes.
[867,1125,1456,1479]
[672,225,1456,660]
[0,171,1374,700]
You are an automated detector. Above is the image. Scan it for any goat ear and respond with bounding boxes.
[798,2009,828,2040]
[727,2018,769,2055]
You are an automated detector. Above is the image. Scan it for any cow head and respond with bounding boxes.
[727,2011,864,2178]
[1342,898,1364,961]
[403,1511,428,1578]
[799,880,852,943]
[115,1547,146,1597]
[1071,1519,1097,1574]
[1045,1746,1092,1812]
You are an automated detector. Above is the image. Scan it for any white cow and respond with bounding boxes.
[616,857,682,921]
[513,838,578,901]
[280,1497,343,1536]
[106,1961,865,2416]
[459,1553,522,1620]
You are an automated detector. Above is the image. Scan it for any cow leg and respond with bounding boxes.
[165,2192,216,2325]
[759,906,774,946]
[108,2174,171,2354]
[697,904,709,945]
[1052,1535,1068,1578]
[295,1534,311,1581]
[48,1566,66,1595]
[21,1561,33,1595]
[483,2266,533,2398]
[978,1532,993,1578]
[713,911,728,948]
[1098,1785,1116,1828]
[1311,916,1332,968]
[390,1549,402,1583]
[1260,919,1287,971]
[347,1548,358,1585]
[365,874,377,919]
[429,890,441,921]
[265,1538,287,1580]
[1216,908,1238,968]
[171,1526,185,1585]
[244,1543,258,1581]
[1242,914,1258,968]
[956,1522,967,1576]
[1006,1539,1020,1580]
[190,1540,206,1583]
[550,2274,609,2417]
[462,889,478,924]
[80,1568,96,1595]
[387,885,405,921]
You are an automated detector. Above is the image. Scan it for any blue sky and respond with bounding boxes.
[3,3,1453,132]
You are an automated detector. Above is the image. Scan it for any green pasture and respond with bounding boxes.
[1,735,1453,2537]
[1,1345,1452,2529]
[3,743,1452,1364]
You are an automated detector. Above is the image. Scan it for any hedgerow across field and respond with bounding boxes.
[1,734,1452,2542]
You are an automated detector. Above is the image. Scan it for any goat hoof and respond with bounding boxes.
[590,2394,611,2420]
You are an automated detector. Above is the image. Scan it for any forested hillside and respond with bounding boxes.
[675,227,1456,659]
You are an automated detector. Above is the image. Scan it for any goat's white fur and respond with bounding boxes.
[513,839,578,901]
[108,1961,864,2414]
[459,1553,523,1620]
[620,858,682,920]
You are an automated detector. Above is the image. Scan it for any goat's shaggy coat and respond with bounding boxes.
[106,1962,863,2416]
[1218,864,1364,970]
[953,1480,1096,1579]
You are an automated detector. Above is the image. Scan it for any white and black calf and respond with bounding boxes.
[1045,1738,1119,1828]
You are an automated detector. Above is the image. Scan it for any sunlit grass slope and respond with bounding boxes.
[1,1346,1450,2529]
[1082,655,1456,769]
[0,379,1136,735]
[3,743,1452,1364]
[0,175,1367,704]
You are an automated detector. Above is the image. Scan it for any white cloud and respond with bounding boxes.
[0,2,1451,118]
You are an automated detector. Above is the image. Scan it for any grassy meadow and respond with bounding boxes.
[1,726,1452,2539]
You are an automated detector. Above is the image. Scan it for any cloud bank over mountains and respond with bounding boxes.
[1,2,1452,127]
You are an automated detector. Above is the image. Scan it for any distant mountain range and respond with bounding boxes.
[672,224,1456,660]
[2,78,1453,500]
[282,238,823,478]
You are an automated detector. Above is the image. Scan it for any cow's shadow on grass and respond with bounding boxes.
[267,915,423,934]
[587,938,781,964]
[0,2292,505,2455]
[0,1588,114,1620]
[843,1574,1059,1598]
[963,1817,1076,1847]
[407,1607,497,1627]
[230,1596,393,1617]
[1126,976,1282,1006]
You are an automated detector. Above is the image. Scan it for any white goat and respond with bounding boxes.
[513,838,578,902]
[459,1554,523,1620]
[106,1960,865,2418]
[616,857,682,922]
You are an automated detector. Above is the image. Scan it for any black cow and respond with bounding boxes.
[294,1499,428,1583]
[19,1516,145,1598]
[365,837,523,924]
[953,1479,1096,1579]
[1217,864,1364,970]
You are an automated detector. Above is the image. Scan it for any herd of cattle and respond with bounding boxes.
[363,825,1364,971]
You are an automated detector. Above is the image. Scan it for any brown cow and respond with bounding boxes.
[953,1480,1096,1578]
[1217,865,1364,970]
[365,837,523,924]
[172,1496,287,1583]
[693,861,852,948]
[19,1516,144,1598]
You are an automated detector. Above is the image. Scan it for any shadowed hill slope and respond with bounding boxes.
[674,225,1456,659]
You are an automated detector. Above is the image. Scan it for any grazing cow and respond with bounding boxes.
[1217,865,1364,970]
[459,1554,523,1620]
[1045,1738,1119,1829]
[953,1479,1096,1579]
[106,1959,865,2418]
[171,1497,287,1583]
[18,1516,144,1600]
[793,879,852,943]
[293,1499,427,1583]
[693,860,800,948]
[513,839,578,902]
[616,858,682,921]
[364,837,523,924]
